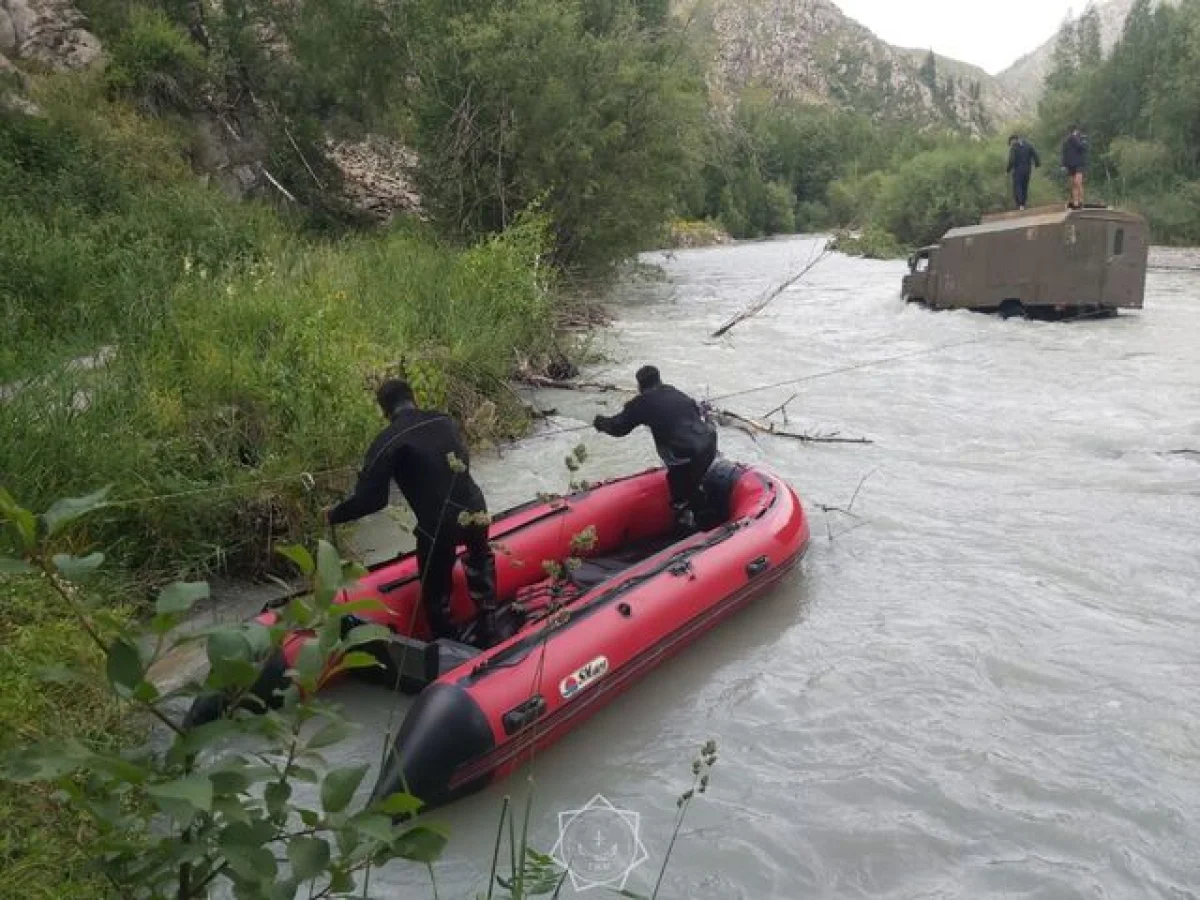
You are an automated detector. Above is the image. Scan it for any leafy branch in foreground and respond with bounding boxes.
[0,485,445,899]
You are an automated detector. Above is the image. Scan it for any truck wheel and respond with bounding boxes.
[999,300,1026,320]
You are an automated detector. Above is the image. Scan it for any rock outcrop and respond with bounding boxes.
[326,137,423,222]
[683,0,1029,133]
[0,0,101,71]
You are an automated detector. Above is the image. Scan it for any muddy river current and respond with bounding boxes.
[217,236,1200,899]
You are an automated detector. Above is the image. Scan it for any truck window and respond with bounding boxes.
[1113,228,1125,256]
[915,255,929,273]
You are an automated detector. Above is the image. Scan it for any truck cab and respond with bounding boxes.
[902,246,936,304]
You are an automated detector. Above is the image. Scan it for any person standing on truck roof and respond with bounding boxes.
[1006,133,1041,211]
[327,379,498,645]
[593,366,718,532]
[1061,124,1089,209]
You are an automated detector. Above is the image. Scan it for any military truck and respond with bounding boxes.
[901,205,1149,318]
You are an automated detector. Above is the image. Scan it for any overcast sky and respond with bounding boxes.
[833,0,1083,74]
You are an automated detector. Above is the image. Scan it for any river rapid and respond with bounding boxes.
[303,236,1200,899]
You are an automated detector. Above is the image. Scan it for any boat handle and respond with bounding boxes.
[746,556,771,578]
[502,694,547,736]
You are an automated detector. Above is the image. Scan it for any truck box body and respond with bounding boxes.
[901,205,1149,316]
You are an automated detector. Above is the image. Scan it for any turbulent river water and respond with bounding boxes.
[285,236,1200,899]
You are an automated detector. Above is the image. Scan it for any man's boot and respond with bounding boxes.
[672,501,696,534]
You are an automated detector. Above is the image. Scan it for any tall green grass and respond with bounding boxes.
[1,77,558,577]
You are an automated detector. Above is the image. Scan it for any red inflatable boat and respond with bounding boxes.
[187,460,809,811]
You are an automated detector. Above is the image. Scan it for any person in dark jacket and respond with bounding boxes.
[1006,134,1041,210]
[1061,124,1089,209]
[328,379,497,644]
[593,366,718,529]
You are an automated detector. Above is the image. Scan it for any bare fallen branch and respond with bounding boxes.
[762,392,798,423]
[712,407,872,445]
[517,375,625,393]
[711,241,831,338]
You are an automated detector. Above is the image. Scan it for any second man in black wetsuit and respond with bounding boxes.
[593,366,718,530]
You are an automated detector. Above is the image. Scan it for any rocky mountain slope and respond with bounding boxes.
[998,0,1177,103]
[682,0,1029,132]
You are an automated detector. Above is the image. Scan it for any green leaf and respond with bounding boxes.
[268,877,299,900]
[156,581,209,616]
[286,596,315,628]
[315,540,342,606]
[293,639,324,686]
[209,769,251,796]
[220,819,276,852]
[394,824,448,863]
[147,776,213,812]
[307,719,354,750]
[265,780,291,820]
[105,639,144,692]
[298,808,321,828]
[52,552,105,581]
[132,680,160,703]
[289,766,321,784]
[352,813,398,845]
[321,763,368,814]
[41,486,112,536]
[0,488,38,550]
[0,556,34,576]
[1,740,87,781]
[207,628,252,665]
[342,623,392,649]
[206,628,258,690]
[335,651,383,674]
[287,836,330,881]
[327,866,355,894]
[372,791,424,818]
[277,543,315,576]
[89,753,148,784]
[332,598,388,617]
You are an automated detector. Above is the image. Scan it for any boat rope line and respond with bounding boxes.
[509,305,1122,444]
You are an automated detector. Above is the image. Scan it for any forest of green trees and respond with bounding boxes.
[699,0,1200,250]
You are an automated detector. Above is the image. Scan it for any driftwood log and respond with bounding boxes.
[710,407,872,446]
[517,375,626,393]
[711,241,832,339]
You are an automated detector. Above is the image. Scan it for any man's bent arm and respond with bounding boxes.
[329,435,393,524]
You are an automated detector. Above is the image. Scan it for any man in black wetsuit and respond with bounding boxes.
[1006,133,1041,211]
[593,366,718,530]
[328,379,497,644]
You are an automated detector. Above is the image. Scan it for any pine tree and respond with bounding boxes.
[918,50,937,90]
[1046,16,1079,93]
[1077,5,1103,69]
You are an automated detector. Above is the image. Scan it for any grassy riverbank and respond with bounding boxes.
[0,83,565,895]
[0,579,130,899]
[2,79,561,579]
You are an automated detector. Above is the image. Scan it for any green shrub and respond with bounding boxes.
[103,7,208,114]
[874,143,1009,247]
[827,170,889,228]
[0,579,127,900]
[830,224,905,259]
[1135,181,1200,245]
